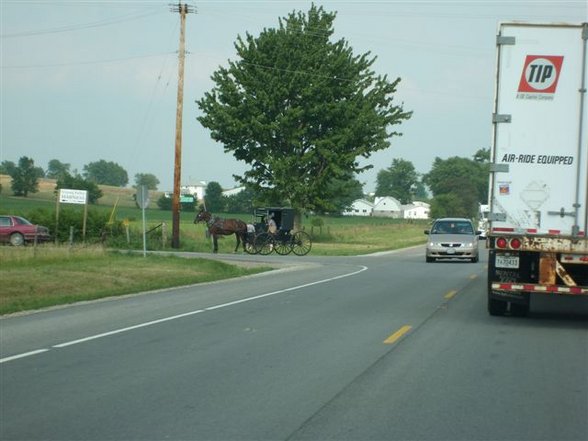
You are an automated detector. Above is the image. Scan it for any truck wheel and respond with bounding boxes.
[488,297,507,316]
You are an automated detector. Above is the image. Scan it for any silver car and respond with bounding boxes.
[425,218,480,263]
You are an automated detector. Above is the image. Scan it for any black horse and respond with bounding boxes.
[194,210,248,253]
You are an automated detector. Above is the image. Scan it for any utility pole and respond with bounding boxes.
[170,2,195,249]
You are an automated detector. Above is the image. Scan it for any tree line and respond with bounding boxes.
[1,150,489,219]
[0,158,160,204]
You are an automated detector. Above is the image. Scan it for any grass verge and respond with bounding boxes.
[0,246,271,315]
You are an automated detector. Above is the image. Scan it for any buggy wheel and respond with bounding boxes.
[255,233,274,255]
[244,240,257,255]
[274,237,292,255]
[291,231,312,256]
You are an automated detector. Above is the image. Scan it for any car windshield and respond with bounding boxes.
[431,221,474,235]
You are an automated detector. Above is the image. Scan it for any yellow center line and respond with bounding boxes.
[444,290,458,299]
[469,274,478,280]
[383,325,412,345]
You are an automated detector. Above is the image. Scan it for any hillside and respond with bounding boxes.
[0,175,163,208]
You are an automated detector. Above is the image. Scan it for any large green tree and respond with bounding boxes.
[375,158,418,204]
[204,181,225,212]
[83,160,128,187]
[197,5,411,213]
[0,160,17,176]
[9,156,41,197]
[134,173,160,190]
[423,152,489,219]
[224,187,256,213]
[316,173,364,214]
[46,159,71,180]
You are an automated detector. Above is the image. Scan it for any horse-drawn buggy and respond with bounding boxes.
[245,207,312,256]
[194,207,311,255]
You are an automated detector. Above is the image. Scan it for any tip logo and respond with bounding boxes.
[518,55,564,94]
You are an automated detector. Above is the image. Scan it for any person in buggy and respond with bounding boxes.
[267,213,278,234]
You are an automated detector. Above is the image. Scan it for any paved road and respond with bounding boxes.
[1,246,587,440]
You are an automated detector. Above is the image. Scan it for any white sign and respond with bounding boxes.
[137,185,150,209]
[59,189,88,205]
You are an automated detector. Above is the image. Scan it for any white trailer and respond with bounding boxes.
[487,22,588,316]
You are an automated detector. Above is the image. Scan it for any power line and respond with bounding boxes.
[1,9,162,39]
[0,52,177,69]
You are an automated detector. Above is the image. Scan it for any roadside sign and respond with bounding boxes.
[56,189,88,243]
[59,189,87,205]
[137,186,150,209]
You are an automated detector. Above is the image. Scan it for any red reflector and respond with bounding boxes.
[496,237,508,249]
[509,238,522,249]
[493,227,514,232]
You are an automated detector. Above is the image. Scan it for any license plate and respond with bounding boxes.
[496,255,519,269]
[446,248,456,254]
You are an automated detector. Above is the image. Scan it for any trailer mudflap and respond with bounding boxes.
[539,253,556,285]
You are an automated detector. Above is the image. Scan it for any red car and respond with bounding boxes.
[0,215,51,246]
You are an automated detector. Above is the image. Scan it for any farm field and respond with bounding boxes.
[1,177,428,315]
[0,176,429,255]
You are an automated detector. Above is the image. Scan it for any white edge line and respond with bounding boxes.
[2,265,368,363]
[0,349,50,364]
[52,309,207,348]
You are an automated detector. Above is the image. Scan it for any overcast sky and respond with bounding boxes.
[1,1,586,193]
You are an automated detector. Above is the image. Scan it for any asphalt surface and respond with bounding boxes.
[1,246,587,440]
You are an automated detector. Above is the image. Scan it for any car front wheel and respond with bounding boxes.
[10,232,25,246]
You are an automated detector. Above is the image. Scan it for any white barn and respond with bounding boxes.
[402,201,430,219]
[343,199,374,216]
[180,181,207,201]
[373,196,402,218]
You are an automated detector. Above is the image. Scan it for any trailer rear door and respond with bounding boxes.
[490,23,588,236]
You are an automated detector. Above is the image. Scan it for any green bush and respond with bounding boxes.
[28,207,125,244]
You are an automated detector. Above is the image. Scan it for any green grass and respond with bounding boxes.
[0,187,430,315]
[1,194,428,255]
[0,246,270,315]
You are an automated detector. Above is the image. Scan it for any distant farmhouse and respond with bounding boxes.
[402,201,430,219]
[344,197,430,219]
[343,199,374,217]
[373,196,403,218]
[164,182,245,203]
[181,182,207,201]
[164,181,207,202]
